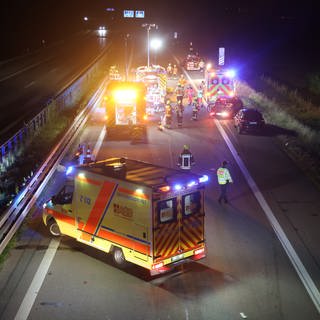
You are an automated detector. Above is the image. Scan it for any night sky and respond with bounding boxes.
[0,0,318,71]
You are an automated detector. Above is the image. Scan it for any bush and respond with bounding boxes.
[307,73,320,95]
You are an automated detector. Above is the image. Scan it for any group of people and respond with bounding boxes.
[177,145,233,204]
[167,63,178,79]
[158,99,184,130]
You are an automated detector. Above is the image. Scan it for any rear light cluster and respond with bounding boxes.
[152,262,164,270]
[158,175,209,193]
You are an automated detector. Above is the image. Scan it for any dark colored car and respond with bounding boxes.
[234,108,265,133]
[209,96,243,118]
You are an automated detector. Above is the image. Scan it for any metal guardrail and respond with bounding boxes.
[0,79,107,255]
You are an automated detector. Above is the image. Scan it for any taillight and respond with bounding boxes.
[194,248,205,255]
[152,262,164,270]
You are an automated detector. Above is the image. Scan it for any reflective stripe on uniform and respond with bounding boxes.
[181,154,192,169]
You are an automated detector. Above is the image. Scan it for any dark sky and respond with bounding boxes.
[0,0,318,68]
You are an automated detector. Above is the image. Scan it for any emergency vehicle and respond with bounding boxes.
[183,54,201,71]
[104,81,147,138]
[205,66,236,107]
[109,66,121,81]
[43,158,207,275]
[136,65,167,114]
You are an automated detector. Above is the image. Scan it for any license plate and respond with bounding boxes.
[171,253,184,262]
[249,122,257,125]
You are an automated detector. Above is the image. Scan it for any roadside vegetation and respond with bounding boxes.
[238,77,320,188]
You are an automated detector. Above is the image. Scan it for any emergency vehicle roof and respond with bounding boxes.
[77,158,202,189]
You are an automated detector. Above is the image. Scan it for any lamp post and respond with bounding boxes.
[124,34,130,81]
[150,38,162,65]
[142,23,157,68]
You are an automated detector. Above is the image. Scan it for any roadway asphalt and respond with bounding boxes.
[0,30,319,320]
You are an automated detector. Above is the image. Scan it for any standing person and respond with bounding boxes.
[217,160,233,204]
[175,84,184,105]
[178,145,195,170]
[186,85,194,105]
[173,64,178,79]
[167,63,173,78]
[176,100,184,128]
[164,100,173,129]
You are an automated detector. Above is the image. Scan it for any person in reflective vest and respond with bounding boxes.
[217,160,233,204]
[173,65,178,79]
[175,100,184,128]
[167,63,173,77]
[164,101,173,128]
[178,145,195,170]
[175,84,184,104]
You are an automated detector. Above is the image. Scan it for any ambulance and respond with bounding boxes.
[43,158,207,275]
[104,81,148,138]
[205,66,236,108]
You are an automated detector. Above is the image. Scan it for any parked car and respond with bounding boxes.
[209,96,243,118]
[234,108,265,134]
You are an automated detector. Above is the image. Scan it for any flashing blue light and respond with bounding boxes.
[225,69,236,78]
[187,181,196,187]
[66,166,74,175]
[174,184,182,191]
[199,175,209,183]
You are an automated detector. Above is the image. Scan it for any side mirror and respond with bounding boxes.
[51,196,56,205]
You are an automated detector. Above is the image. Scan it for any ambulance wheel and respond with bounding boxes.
[48,219,61,237]
[112,247,127,267]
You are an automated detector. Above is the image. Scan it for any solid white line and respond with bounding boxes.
[214,119,320,313]
[14,238,60,320]
[24,81,35,89]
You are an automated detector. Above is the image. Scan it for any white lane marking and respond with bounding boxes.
[14,238,60,320]
[215,119,320,313]
[92,125,106,161]
[240,312,247,319]
[24,81,35,89]
[185,307,189,320]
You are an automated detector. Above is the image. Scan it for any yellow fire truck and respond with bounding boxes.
[104,81,148,138]
[136,65,167,114]
[43,158,207,275]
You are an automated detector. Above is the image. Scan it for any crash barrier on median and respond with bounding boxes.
[0,47,109,208]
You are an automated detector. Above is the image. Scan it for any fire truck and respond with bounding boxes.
[136,65,167,114]
[205,66,236,107]
[104,81,147,138]
[43,158,207,275]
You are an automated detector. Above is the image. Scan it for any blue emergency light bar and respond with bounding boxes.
[158,175,209,193]
[66,166,74,175]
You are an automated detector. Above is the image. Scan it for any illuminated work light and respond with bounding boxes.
[135,188,143,195]
[113,89,137,103]
[174,184,182,191]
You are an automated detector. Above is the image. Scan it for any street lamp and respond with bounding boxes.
[150,38,162,65]
[142,23,157,68]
